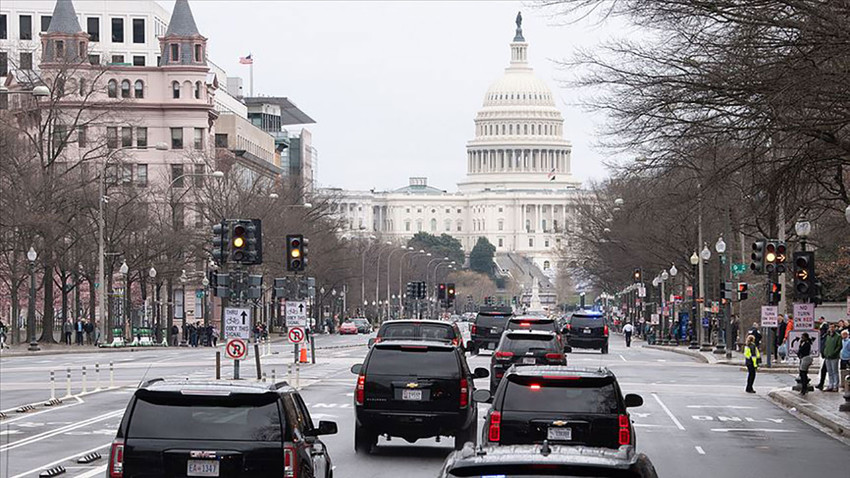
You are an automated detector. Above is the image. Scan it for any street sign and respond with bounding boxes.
[225,338,248,360]
[787,330,820,358]
[650,314,659,325]
[223,307,252,339]
[288,326,306,344]
[701,317,709,328]
[846,296,850,319]
[793,303,815,330]
[760,306,778,327]
[285,300,308,328]
[731,263,747,276]
[638,286,646,298]
[196,290,205,298]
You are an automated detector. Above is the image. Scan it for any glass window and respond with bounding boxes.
[405,221,411,232]
[19,52,32,70]
[111,18,124,42]
[135,164,147,187]
[121,80,130,98]
[19,15,32,40]
[106,127,117,149]
[170,43,179,61]
[0,14,6,40]
[194,128,204,150]
[366,347,459,377]
[86,17,99,42]
[498,238,503,247]
[171,164,184,187]
[88,54,100,65]
[132,18,144,43]
[498,220,504,231]
[171,128,183,149]
[543,260,550,270]
[214,134,228,148]
[503,379,619,414]
[55,40,65,59]
[173,203,184,230]
[194,44,202,62]
[134,80,143,98]
[77,126,86,148]
[107,79,117,98]
[172,81,180,99]
[194,164,205,187]
[136,127,147,148]
[430,218,437,231]
[121,163,132,184]
[529,238,534,247]
[121,127,132,147]
[194,81,201,99]
[111,55,124,64]
[132,55,145,66]
[40,15,51,32]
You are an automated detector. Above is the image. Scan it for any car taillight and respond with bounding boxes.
[488,411,501,442]
[471,324,477,334]
[618,414,631,445]
[495,351,514,359]
[373,337,381,344]
[565,324,571,331]
[604,325,609,337]
[545,353,564,362]
[108,439,124,478]
[355,374,366,405]
[459,378,468,408]
[284,446,296,478]
[519,322,530,327]
[452,338,459,346]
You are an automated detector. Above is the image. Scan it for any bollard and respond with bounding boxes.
[254,344,262,380]
[81,366,87,393]
[840,372,850,413]
[95,363,101,390]
[286,364,292,384]
[272,369,276,383]
[295,362,301,389]
[215,351,221,380]
[65,367,72,398]
[109,361,114,388]
[262,372,267,382]
[50,370,56,400]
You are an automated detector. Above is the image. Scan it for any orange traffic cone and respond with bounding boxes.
[299,345,308,363]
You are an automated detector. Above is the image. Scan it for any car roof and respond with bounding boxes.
[447,443,638,471]
[572,310,605,318]
[139,378,295,394]
[503,329,558,338]
[510,316,553,322]
[373,340,455,351]
[380,319,453,327]
[505,365,614,378]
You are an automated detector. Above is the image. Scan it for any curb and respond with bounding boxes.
[767,388,849,437]
[642,345,709,363]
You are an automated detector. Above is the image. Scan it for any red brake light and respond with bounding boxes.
[488,411,501,442]
[545,353,563,360]
[471,324,477,334]
[618,414,631,446]
[566,324,571,331]
[603,325,609,337]
[108,439,124,478]
[495,351,514,359]
[373,337,381,344]
[459,378,469,408]
[529,384,541,390]
[284,446,296,478]
[519,322,530,327]
[355,374,366,405]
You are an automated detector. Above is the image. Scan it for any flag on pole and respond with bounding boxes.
[547,168,556,181]
[239,53,253,65]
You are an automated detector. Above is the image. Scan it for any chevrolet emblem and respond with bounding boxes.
[552,420,567,426]
[406,382,419,388]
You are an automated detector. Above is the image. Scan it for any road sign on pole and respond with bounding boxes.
[225,338,248,360]
[224,307,252,339]
[285,300,307,328]
[793,303,815,330]
[288,327,306,344]
[760,306,778,327]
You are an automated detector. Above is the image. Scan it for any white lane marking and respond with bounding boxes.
[695,446,706,455]
[75,464,108,478]
[686,405,756,409]
[1,396,84,424]
[652,393,685,431]
[8,442,111,478]
[619,355,627,362]
[0,409,123,452]
[710,428,794,433]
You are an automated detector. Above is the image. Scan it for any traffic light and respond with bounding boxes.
[211,221,229,265]
[768,282,782,304]
[438,283,447,300]
[273,277,287,299]
[720,282,734,300]
[286,234,305,271]
[447,283,456,301]
[750,240,765,274]
[793,251,815,301]
[416,282,426,299]
[406,282,416,298]
[633,268,642,283]
[212,272,230,298]
[230,220,258,265]
[248,219,263,265]
[737,282,748,301]
[764,240,778,274]
[812,279,823,305]
[775,241,787,274]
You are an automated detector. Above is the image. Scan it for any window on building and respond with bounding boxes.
[107,79,117,98]
[416,220,423,232]
[106,127,117,149]
[545,239,550,248]
[172,203,184,230]
[55,40,65,59]
[40,15,52,32]
[86,17,99,42]
[445,219,451,232]
[111,18,124,42]
[132,18,144,43]
[445,208,450,213]
[120,163,132,184]
[19,15,32,40]
[498,220,504,231]
[194,164,205,187]
[77,126,86,148]
[171,164,184,187]
[194,207,204,228]
[543,261,550,270]
[135,164,148,187]
[529,238,534,247]
[121,127,132,147]
[498,238,503,247]
[136,127,147,148]
[88,54,100,65]
[405,208,410,213]
[170,43,179,61]
[172,81,180,99]
[214,134,228,147]
[194,81,201,99]
[457,208,462,213]
[19,52,32,70]
[120,80,130,98]
[194,44,202,62]
[132,55,145,66]
[417,208,422,213]
[0,15,7,40]
[0,92,6,110]
[111,55,124,64]
[525,219,531,232]
[171,128,183,149]
[134,80,143,98]
[457,220,462,232]
[542,219,547,231]
[553,219,559,232]
[194,128,204,150]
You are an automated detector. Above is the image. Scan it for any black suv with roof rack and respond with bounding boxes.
[564,310,610,354]
[350,340,489,453]
[469,306,513,354]
[490,330,569,394]
[106,378,337,478]
[476,366,643,449]
[369,319,464,350]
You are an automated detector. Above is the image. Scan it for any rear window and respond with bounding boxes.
[367,346,459,377]
[381,323,417,339]
[503,377,620,414]
[476,313,510,328]
[353,319,369,326]
[128,392,283,441]
[501,334,559,354]
[421,324,455,340]
[509,319,556,332]
[570,315,606,328]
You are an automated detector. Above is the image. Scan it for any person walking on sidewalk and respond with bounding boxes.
[822,323,842,392]
[744,334,760,393]
[623,323,634,348]
[797,332,813,396]
[839,329,850,391]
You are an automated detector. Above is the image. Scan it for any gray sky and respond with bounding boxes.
[180,1,618,191]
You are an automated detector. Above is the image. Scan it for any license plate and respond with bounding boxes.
[402,389,423,401]
[522,357,536,365]
[583,328,592,334]
[547,427,572,441]
[491,327,500,334]
[187,460,220,477]
[487,343,495,350]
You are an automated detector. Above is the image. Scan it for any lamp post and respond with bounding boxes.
[699,244,712,351]
[714,236,727,355]
[386,246,406,322]
[149,267,159,342]
[795,219,811,252]
[120,260,129,340]
[660,270,669,344]
[26,247,39,351]
[689,252,699,348]
[669,264,678,344]
[375,241,393,320]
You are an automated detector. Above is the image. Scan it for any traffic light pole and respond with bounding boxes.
[765,270,776,369]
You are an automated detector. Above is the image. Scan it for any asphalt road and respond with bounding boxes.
[1,331,847,477]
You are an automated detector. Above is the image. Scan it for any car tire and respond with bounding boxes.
[354,425,375,454]
[454,424,475,450]
[601,344,609,354]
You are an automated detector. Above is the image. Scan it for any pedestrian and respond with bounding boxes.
[839,329,849,392]
[747,322,762,349]
[730,315,740,352]
[816,319,829,390]
[75,318,84,345]
[170,324,179,347]
[797,332,813,396]
[623,322,634,348]
[211,326,219,347]
[189,323,198,347]
[84,319,94,345]
[744,334,760,393]
[93,321,101,346]
[63,319,73,345]
[777,315,787,360]
[822,323,842,392]
[0,320,8,349]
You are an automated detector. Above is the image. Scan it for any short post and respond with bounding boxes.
[95,363,101,390]
[65,367,72,398]
[293,343,298,363]
[50,370,56,400]
[262,372,267,382]
[254,343,262,380]
[295,362,301,389]
[271,369,276,383]
[215,351,221,380]
[234,359,240,380]
[310,333,316,364]
[109,361,114,388]
[81,366,87,393]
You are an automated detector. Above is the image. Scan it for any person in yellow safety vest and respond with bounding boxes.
[744,334,761,393]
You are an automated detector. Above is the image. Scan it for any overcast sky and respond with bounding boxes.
[173,1,621,191]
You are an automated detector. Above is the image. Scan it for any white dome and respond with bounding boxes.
[483,69,556,108]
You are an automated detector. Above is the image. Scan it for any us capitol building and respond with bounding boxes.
[323,14,584,288]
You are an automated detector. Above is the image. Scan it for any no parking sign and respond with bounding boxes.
[288,327,306,344]
[225,338,248,360]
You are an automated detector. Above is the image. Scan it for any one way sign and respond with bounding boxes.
[285,301,307,328]
[224,307,252,339]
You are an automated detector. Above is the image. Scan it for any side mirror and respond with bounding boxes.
[473,367,489,379]
[315,420,338,436]
[367,338,376,348]
[563,345,572,353]
[350,363,363,375]
[472,389,491,403]
[624,393,643,408]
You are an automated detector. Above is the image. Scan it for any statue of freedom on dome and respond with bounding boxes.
[514,11,525,42]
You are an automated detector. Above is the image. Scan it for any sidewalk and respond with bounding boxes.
[642,342,799,373]
[768,387,850,438]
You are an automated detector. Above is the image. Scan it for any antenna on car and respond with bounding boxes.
[540,439,551,456]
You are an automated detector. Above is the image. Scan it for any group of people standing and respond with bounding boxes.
[172,322,220,347]
[798,319,850,394]
[63,318,98,346]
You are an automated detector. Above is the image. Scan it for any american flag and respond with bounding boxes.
[548,168,556,181]
[239,54,253,65]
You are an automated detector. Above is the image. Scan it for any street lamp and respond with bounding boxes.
[713,235,728,355]
[699,244,712,351]
[689,252,700,349]
[26,247,39,351]
[148,266,159,339]
[120,260,129,340]
[845,204,850,224]
[795,218,811,251]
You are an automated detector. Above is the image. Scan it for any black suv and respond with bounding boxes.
[478,366,643,449]
[369,319,464,349]
[506,316,561,336]
[490,330,568,393]
[564,310,610,354]
[351,340,489,452]
[107,379,337,478]
[469,306,513,354]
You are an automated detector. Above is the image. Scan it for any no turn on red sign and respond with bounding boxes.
[225,338,248,360]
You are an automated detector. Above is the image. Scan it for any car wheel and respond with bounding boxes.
[601,344,609,354]
[454,424,475,450]
[354,425,375,454]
